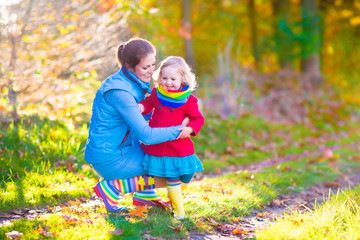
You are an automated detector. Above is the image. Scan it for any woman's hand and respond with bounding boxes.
[181,116,190,127]
[138,103,145,113]
[176,126,194,140]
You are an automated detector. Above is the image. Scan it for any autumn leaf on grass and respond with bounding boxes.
[207,217,219,226]
[324,148,333,158]
[62,214,78,225]
[5,231,23,239]
[244,174,255,180]
[110,229,124,236]
[61,206,71,214]
[232,226,250,235]
[197,220,204,226]
[129,206,148,218]
[68,198,81,207]
[290,177,296,186]
[257,212,269,218]
[200,183,215,191]
[291,218,304,226]
[323,181,340,188]
[47,206,55,212]
[202,195,210,202]
[271,199,285,207]
[35,224,56,237]
[168,225,183,233]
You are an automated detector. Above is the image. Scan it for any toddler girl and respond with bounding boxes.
[138,56,205,219]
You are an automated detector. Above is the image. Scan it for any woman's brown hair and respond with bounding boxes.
[116,38,156,69]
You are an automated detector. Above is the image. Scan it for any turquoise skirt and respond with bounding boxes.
[143,154,204,178]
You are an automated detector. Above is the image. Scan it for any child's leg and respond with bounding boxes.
[167,177,186,219]
[180,173,194,191]
[94,175,167,211]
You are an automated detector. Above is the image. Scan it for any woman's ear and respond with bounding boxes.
[125,63,132,72]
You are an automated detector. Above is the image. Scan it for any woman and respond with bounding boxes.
[84,38,187,212]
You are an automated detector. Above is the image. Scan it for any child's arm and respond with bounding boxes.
[185,96,205,137]
[138,103,145,113]
[139,90,156,115]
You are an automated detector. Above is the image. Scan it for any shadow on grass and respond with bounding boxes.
[0,115,95,213]
[106,207,195,239]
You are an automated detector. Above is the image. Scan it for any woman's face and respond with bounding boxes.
[130,53,156,83]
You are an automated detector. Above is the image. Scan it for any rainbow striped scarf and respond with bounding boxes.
[156,85,191,108]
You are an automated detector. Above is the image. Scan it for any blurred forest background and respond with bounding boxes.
[1,0,359,124]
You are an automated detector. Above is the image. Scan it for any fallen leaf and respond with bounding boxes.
[282,165,294,172]
[68,198,81,207]
[18,150,25,158]
[257,212,268,218]
[110,229,124,235]
[202,195,210,202]
[290,177,296,186]
[232,226,249,235]
[225,146,235,155]
[168,225,182,233]
[324,148,333,158]
[129,206,148,218]
[5,231,23,239]
[218,224,234,234]
[323,181,340,188]
[206,217,219,226]
[262,181,271,186]
[291,218,304,226]
[272,199,284,206]
[244,174,255,180]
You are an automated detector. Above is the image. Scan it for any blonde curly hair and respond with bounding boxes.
[152,56,198,91]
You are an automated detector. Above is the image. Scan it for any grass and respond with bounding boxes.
[1,150,359,239]
[194,113,360,172]
[0,117,97,212]
[1,111,360,239]
[257,185,360,240]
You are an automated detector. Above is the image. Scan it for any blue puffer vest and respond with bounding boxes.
[84,69,149,166]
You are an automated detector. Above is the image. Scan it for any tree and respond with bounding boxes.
[272,0,292,69]
[0,0,132,122]
[182,0,194,68]
[248,0,260,67]
[300,0,323,87]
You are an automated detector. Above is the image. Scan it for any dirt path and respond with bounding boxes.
[188,170,360,240]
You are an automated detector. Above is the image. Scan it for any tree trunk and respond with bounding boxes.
[182,0,194,68]
[272,0,292,70]
[301,0,323,87]
[248,0,260,67]
[8,35,20,121]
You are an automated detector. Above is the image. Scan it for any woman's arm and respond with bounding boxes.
[104,90,181,145]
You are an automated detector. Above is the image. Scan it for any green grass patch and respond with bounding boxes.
[0,117,97,212]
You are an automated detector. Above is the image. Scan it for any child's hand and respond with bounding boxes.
[176,126,194,140]
[138,103,144,113]
[181,116,190,127]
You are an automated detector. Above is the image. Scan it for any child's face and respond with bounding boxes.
[160,66,183,91]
